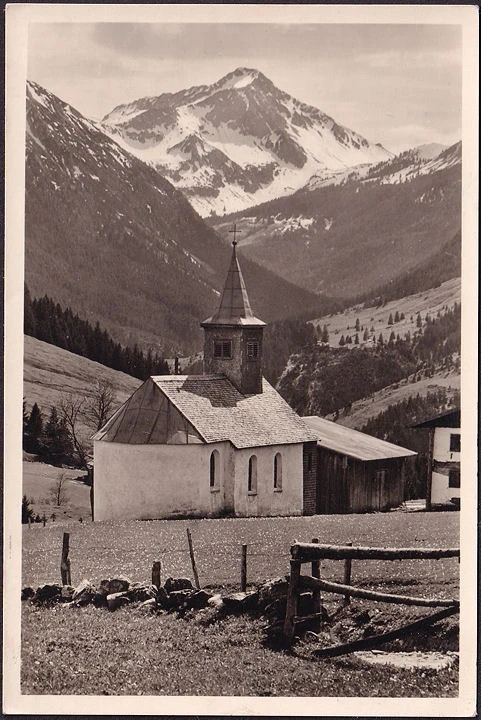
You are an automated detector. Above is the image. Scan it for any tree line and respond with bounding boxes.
[24,286,170,380]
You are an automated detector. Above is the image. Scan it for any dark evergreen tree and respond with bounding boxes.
[394,310,400,323]
[39,406,74,465]
[22,495,35,524]
[355,318,361,332]
[321,325,329,344]
[24,403,43,454]
[388,313,394,325]
[339,335,345,346]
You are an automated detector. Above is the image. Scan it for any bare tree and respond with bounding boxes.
[49,472,69,507]
[85,379,116,431]
[59,395,89,469]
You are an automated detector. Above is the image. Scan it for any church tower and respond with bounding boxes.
[201,231,265,395]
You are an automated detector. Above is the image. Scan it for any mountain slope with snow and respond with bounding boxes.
[25,81,326,355]
[211,142,461,298]
[100,67,392,216]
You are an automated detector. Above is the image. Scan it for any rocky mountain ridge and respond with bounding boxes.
[25,80,326,355]
[101,67,392,216]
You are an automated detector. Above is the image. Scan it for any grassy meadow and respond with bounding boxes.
[21,510,460,697]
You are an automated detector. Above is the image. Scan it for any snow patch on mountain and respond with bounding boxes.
[100,67,393,217]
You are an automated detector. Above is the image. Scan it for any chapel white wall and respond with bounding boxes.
[94,440,230,521]
[233,443,304,517]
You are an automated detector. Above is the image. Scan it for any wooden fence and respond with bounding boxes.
[283,539,460,646]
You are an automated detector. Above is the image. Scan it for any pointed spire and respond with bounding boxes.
[202,229,265,327]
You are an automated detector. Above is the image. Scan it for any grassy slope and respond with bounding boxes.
[24,335,141,437]
[312,276,460,348]
[22,512,459,697]
[23,462,91,522]
[303,276,461,428]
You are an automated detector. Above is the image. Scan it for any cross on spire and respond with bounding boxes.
[229,223,240,247]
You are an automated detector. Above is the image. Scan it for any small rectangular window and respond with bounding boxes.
[214,340,232,359]
[247,341,259,359]
[449,434,461,452]
[449,469,460,488]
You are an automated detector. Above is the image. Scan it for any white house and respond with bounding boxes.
[93,240,318,521]
[413,409,461,509]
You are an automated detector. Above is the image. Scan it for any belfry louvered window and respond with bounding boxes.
[247,341,259,359]
[214,340,232,358]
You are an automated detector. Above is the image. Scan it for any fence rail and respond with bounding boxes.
[283,541,460,646]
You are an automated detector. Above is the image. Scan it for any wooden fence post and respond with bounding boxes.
[152,561,161,589]
[283,559,302,645]
[311,538,321,631]
[241,544,247,593]
[343,541,352,605]
[61,532,71,586]
[186,528,200,589]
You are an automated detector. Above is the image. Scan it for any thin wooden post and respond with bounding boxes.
[186,528,200,589]
[241,544,247,592]
[152,561,161,589]
[283,559,302,645]
[343,541,352,605]
[60,532,71,586]
[311,538,321,631]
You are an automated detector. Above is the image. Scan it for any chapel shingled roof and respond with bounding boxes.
[94,375,317,448]
[303,416,417,462]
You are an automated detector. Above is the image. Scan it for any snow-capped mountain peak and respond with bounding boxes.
[100,68,393,216]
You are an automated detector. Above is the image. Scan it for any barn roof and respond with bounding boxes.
[302,416,417,461]
[94,375,317,449]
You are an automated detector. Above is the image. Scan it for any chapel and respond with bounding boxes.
[92,239,319,520]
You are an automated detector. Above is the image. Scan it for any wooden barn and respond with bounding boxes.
[302,416,417,514]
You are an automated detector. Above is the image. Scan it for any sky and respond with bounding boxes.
[27,22,462,153]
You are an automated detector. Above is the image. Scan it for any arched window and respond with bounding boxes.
[274,453,282,491]
[210,450,220,490]
[248,455,257,494]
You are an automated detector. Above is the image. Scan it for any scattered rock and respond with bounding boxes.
[207,593,224,610]
[126,583,157,603]
[72,579,96,606]
[164,577,194,593]
[92,592,108,608]
[34,584,62,604]
[187,589,212,609]
[156,587,170,609]
[138,598,157,613]
[222,591,259,614]
[98,577,131,595]
[166,589,195,609]
[21,587,35,601]
[61,585,75,601]
[106,592,131,612]
[258,578,289,612]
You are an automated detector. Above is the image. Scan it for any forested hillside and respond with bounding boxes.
[278,302,460,418]
[24,288,169,380]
